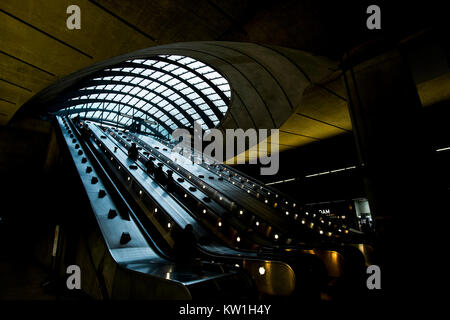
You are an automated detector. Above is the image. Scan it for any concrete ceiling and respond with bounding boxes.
[1,0,287,124]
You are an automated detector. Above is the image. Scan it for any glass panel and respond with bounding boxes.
[140,79,151,87]
[204,71,221,80]
[179,102,190,110]
[172,68,187,76]
[180,87,193,95]
[129,97,140,105]
[169,108,179,116]
[180,72,195,80]
[147,107,158,114]
[121,106,131,114]
[135,100,146,109]
[158,100,168,107]
[163,64,178,72]
[201,87,215,95]
[145,92,156,100]
[147,82,159,90]
[187,77,202,85]
[178,57,195,65]
[129,87,141,95]
[132,68,146,74]
[122,96,132,104]
[165,55,183,61]
[212,78,228,86]
[192,97,204,105]
[187,61,204,69]
[154,61,168,69]
[130,77,142,85]
[141,69,154,76]
[153,85,165,93]
[195,82,209,90]
[207,93,221,101]
[166,78,179,87]
[213,100,225,107]
[93,110,102,118]
[113,94,124,102]
[162,89,174,97]
[151,96,163,104]
[122,76,133,82]
[159,74,172,83]
[137,89,149,97]
[196,66,211,74]
[186,92,200,100]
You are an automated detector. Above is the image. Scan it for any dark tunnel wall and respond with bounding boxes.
[0,117,62,271]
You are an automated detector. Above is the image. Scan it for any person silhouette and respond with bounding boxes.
[128,143,138,161]
[173,224,198,264]
[145,157,155,174]
[166,170,175,192]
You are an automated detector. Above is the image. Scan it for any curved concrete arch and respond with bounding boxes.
[14,41,350,154]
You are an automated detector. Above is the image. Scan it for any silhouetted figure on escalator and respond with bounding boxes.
[81,123,89,139]
[173,224,198,264]
[154,164,165,183]
[166,170,175,192]
[145,157,155,174]
[128,143,138,161]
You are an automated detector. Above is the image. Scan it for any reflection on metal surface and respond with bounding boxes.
[355,243,374,266]
[301,249,344,278]
[242,260,296,296]
[57,117,194,299]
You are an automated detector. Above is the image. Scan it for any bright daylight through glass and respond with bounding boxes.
[57,55,231,139]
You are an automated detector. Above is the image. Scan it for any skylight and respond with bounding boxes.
[57,55,231,139]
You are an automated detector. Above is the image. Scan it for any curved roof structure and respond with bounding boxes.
[57,55,231,138]
[15,41,350,155]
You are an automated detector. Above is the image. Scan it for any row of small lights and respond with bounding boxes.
[133,131,351,239]
[215,163,351,236]
[219,165,351,238]
[119,132,268,240]
[110,130,234,237]
[178,142,346,239]
[119,132,288,245]
[62,119,144,246]
[149,134,347,238]
[95,126,177,233]
[114,129,349,240]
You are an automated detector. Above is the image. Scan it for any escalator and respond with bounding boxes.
[55,116,256,300]
[123,129,372,298]
[80,119,300,297]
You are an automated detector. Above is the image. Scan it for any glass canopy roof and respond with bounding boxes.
[57,55,231,139]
